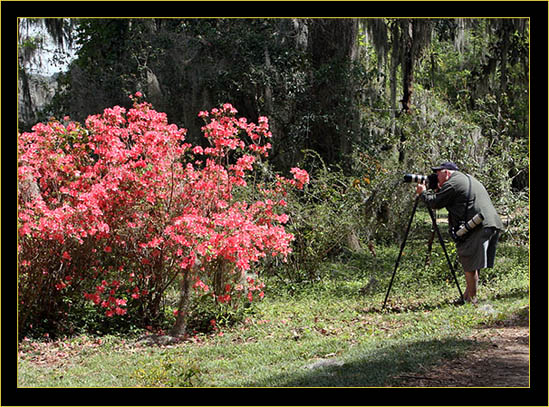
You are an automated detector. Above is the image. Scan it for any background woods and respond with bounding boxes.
[19,18,529,175]
[18,17,529,338]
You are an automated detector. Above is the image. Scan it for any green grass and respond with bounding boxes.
[17,242,529,388]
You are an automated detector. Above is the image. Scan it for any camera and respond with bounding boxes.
[403,173,439,190]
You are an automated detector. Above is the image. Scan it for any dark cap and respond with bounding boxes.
[431,161,458,171]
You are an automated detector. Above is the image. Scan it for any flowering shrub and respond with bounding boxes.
[18,95,309,335]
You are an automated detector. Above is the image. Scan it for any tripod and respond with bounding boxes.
[382,196,464,309]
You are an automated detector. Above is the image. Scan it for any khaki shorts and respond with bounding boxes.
[456,227,500,273]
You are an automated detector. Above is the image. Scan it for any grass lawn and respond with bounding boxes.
[17,242,529,388]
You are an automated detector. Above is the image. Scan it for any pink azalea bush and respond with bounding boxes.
[18,95,309,335]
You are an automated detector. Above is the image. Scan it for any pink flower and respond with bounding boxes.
[290,167,310,189]
[115,307,126,315]
[115,298,127,306]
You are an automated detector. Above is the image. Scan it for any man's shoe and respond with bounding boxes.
[465,296,479,306]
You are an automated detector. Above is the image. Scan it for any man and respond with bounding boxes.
[416,162,504,304]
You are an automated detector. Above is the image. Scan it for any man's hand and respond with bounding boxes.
[416,183,426,195]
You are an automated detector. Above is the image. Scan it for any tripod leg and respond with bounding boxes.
[383,196,420,309]
[426,207,464,302]
[424,229,435,266]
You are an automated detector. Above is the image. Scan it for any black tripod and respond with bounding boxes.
[382,196,464,309]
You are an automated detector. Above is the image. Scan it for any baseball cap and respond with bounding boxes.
[431,161,459,171]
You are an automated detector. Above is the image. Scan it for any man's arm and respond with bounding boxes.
[417,182,455,210]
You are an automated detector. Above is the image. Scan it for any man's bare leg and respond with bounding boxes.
[464,270,479,304]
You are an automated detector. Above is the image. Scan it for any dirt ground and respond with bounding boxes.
[392,308,530,387]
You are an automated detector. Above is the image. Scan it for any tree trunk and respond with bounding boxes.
[213,259,231,298]
[170,268,192,337]
[308,18,359,167]
[401,19,414,114]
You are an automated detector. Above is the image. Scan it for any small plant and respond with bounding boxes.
[131,352,202,387]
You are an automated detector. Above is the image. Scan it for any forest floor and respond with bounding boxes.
[392,306,529,387]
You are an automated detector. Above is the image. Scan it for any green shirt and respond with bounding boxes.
[420,171,504,232]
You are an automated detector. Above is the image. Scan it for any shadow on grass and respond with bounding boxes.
[241,336,474,387]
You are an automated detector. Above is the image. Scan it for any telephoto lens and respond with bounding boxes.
[455,213,485,237]
[403,173,438,190]
[403,173,427,184]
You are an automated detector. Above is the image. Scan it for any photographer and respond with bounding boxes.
[415,162,504,304]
